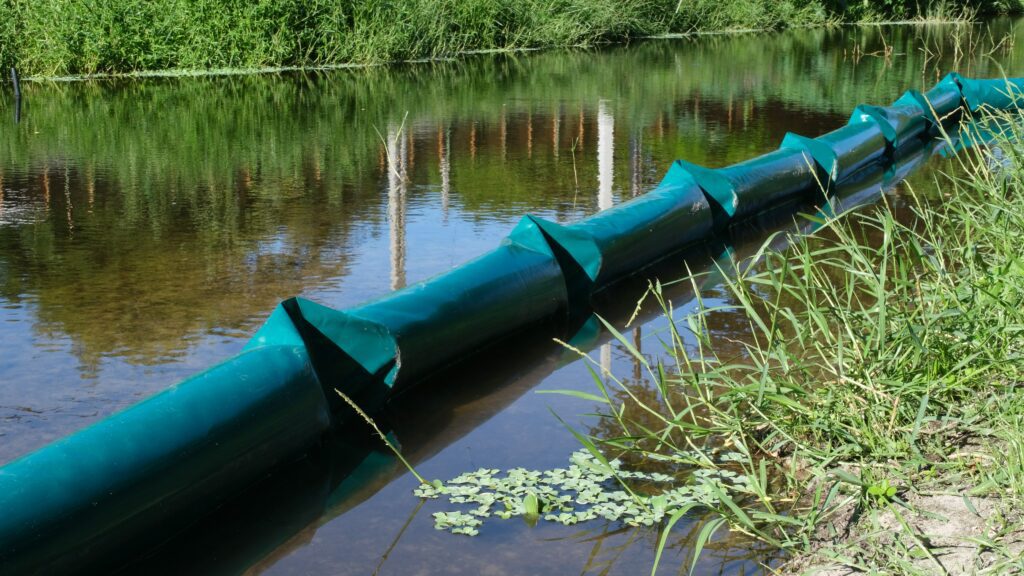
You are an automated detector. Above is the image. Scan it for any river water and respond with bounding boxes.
[1,21,1022,575]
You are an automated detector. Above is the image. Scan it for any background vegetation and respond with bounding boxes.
[0,0,1020,77]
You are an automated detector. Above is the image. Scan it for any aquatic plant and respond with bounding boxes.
[414,449,751,537]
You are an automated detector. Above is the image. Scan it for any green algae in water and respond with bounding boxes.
[414,449,753,536]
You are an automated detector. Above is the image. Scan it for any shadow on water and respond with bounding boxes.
[119,137,942,575]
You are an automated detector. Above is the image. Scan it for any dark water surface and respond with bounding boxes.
[1,21,1023,575]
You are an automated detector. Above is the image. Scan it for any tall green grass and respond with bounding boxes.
[0,0,1017,77]
[565,112,1024,573]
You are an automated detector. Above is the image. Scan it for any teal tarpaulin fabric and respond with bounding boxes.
[0,345,330,575]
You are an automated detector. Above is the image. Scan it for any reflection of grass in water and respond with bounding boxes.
[2,23,1023,371]
[11,26,1018,366]
[6,25,1021,191]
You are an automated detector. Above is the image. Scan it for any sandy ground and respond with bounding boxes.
[788,492,1024,575]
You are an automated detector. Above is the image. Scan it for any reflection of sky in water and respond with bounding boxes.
[0,19,1021,575]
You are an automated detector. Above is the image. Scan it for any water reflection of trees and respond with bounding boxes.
[0,162,362,370]
[0,21,1015,375]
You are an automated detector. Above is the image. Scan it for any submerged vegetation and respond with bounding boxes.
[420,114,1024,573]
[0,0,1020,77]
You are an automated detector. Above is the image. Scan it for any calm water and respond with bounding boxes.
[1,21,1022,575]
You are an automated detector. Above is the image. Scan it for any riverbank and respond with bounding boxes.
[606,114,1024,573]
[0,0,1019,78]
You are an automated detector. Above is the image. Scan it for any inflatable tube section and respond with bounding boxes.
[803,138,931,237]
[894,74,964,128]
[849,103,928,151]
[0,344,331,576]
[525,161,713,291]
[947,73,1024,113]
[265,216,571,394]
[673,148,819,222]
[781,121,887,184]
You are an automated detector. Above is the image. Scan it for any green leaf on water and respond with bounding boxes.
[522,492,540,518]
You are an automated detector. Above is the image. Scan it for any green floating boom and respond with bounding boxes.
[897,74,964,125]
[675,147,819,221]
[0,73,1020,575]
[0,344,331,575]
[527,161,713,291]
[781,121,888,184]
[850,103,928,151]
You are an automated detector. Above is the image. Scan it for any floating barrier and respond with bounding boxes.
[676,148,817,221]
[526,164,713,291]
[0,73,1020,575]
[783,121,887,184]
[0,344,331,575]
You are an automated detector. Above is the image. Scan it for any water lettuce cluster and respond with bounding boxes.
[415,449,753,536]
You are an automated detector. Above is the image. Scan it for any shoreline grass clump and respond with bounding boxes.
[420,111,1024,574]
[0,0,1020,77]
[577,112,1024,573]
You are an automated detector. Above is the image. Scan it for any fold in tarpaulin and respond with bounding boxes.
[526,161,713,290]
[781,121,888,184]
[0,73,1018,576]
[946,73,1024,112]
[298,215,570,393]
[894,73,965,128]
[674,147,820,221]
[849,103,928,150]
[243,215,571,412]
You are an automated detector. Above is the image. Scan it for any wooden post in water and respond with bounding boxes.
[526,107,533,159]
[499,107,507,162]
[438,125,450,221]
[551,104,560,159]
[630,130,643,198]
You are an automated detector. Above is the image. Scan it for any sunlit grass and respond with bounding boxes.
[1,0,1015,76]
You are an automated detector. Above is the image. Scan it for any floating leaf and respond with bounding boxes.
[522,492,540,518]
